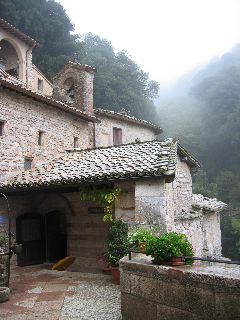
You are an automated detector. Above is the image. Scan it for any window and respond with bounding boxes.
[74,137,79,148]
[113,127,122,145]
[38,79,43,92]
[0,121,5,136]
[24,158,32,171]
[38,131,45,146]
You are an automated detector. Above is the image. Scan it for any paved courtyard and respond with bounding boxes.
[0,265,121,320]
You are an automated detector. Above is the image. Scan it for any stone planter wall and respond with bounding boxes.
[120,255,240,320]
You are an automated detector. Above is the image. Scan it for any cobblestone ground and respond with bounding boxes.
[0,265,121,320]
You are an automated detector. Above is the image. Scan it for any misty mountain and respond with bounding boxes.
[156,44,240,259]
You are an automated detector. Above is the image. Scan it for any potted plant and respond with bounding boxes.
[128,227,154,252]
[145,232,194,266]
[106,220,129,284]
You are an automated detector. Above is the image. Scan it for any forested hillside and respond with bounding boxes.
[158,46,240,259]
[0,0,159,122]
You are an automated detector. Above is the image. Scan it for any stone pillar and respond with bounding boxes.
[135,179,167,230]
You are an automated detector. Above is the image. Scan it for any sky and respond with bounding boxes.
[57,0,240,87]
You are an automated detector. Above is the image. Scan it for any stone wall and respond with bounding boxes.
[115,181,135,223]
[0,89,90,180]
[52,64,95,116]
[0,191,109,264]
[32,65,53,96]
[120,255,240,320]
[95,115,156,147]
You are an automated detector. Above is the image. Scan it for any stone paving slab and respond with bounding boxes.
[0,265,121,319]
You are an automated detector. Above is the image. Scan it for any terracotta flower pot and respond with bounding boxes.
[153,257,185,266]
[111,267,120,285]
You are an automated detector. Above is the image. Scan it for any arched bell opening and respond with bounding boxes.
[0,39,21,78]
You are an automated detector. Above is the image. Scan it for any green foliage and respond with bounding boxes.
[0,234,8,250]
[0,1,160,122]
[145,232,194,265]
[106,220,129,267]
[128,227,154,249]
[80,187,121,222]
[232,218,240,253]
[0,0,78,78]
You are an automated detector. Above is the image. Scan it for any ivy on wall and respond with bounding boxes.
[80,187,121,222]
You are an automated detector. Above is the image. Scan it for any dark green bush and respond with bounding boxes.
[107,220,129,267]
[145,232,194,265]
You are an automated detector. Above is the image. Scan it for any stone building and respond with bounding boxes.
[0,18,226,268]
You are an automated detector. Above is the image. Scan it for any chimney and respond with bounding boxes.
[52,62,96,116]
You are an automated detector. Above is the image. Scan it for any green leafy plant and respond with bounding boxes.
[106,220,129,267]
[0,234,8,251]
[80,187,121,222]
[145,232,194,265]
[128,227,154,249]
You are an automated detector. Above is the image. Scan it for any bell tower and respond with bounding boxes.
[52,62,96,116]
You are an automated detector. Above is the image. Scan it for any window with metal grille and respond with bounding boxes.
[113,127,122,145]
[24,158,32,171]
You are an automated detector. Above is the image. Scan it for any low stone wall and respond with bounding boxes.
[120,255,240,320]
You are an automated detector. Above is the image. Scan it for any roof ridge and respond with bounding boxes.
[0,18,40,47]
[94,108,162,133]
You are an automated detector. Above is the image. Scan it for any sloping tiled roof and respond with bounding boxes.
[0,74,98,123]
[0,139,200,192]
[94,108,162,134]
[0,18,40,48]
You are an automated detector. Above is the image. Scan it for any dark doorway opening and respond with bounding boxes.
[16,211,67,266]
[45,211,67,262]
[16,213,45,266]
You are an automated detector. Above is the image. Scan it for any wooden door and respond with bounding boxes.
[16,213,45,266]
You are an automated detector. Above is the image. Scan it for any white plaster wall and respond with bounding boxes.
[95,115,157,147]
[202,212,222,257]
[114,181,135,223]
[0,89,90,180]
[135,179,167,230]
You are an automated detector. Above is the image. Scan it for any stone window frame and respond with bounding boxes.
[24,157,33,171]
[74,136,79,148]
[0,120,6,136]
[113,127,122,145]
[38,131,45,146]
[37,78,43,92]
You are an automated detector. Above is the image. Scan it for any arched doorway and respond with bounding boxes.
[16,211,67,266]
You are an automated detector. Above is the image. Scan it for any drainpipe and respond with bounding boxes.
[93,122,96,148]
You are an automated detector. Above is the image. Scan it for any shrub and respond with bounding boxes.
[107,220,129,267]
[128,227,154,249]
[145,232,194,265]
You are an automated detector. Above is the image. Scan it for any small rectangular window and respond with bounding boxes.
[24,158,32,171]
[38,79,43,92]
[0,121,5,136]
[113,127,122,145]
[38,131,44,146]
[74,137,79,148]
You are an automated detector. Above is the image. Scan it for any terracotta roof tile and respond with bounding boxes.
[0,18,40,47]
[94,108,162,133]
[0,139,200,192]
[0,74,98,122]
